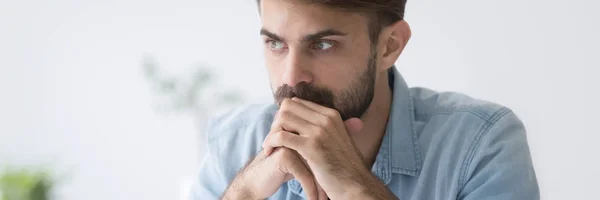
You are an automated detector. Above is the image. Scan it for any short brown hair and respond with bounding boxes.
[257,0,407,43]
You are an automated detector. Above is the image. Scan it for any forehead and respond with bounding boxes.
[259,0,369,38]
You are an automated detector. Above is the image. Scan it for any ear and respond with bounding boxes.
[377,20,411,71]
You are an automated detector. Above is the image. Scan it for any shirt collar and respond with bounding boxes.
[288,66,422,197]
[382,66,422,176]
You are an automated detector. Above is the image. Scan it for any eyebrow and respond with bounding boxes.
[260,28,348,43]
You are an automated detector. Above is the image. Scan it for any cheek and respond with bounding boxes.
[315,58,369,95]
[312,69,350,95]
[265,61,284,90]
[314,58,356,81]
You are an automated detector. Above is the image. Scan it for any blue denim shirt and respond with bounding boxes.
[191,67,539,200]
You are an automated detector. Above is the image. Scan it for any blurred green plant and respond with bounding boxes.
[0,168,55,200]
[141,55,243,116]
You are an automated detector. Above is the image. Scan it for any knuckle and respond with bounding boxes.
[279,147,293,157]
[278,149,298,164]
[326,109,340,119]
[308,140,320,151]
[281,98,293,108]
[273,131,286,142]
[273,149,288,161]
[313,126,326,136]
[321,116,334,127]
[278,109,292,120]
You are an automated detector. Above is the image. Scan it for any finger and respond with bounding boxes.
[265,110,312,156]
[291,97,339,118]
[273,105,321,137]
[269,110,284,130]
[265,115,285,156]
[285,153,319,200]
[343,117,364,135]
[291,97,345,131]
[297,152,326,200]
[263,129,281,156]
[280,98,339,129]
[262,130,308,153]
[263,146,275,156]
[317,181,327,200]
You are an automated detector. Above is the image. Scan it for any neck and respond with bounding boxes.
[352,69,393,169]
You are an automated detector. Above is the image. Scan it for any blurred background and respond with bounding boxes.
[0,0,597,199]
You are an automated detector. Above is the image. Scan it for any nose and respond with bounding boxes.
[281,50,313,87]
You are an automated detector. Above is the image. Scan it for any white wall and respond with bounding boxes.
[0,0,597,200]
[400,1,599,200]
[0,1,266,200]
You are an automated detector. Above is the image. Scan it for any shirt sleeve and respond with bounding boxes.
[458,110,540,200]
[189,121,229,200]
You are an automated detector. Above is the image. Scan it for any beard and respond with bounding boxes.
[273,51,377,121]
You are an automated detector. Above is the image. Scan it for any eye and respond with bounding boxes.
[266,40,286,50]
[311,40,334,50]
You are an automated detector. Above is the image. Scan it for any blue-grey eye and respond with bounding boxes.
[268,40,286,50]
[313,41,333,50]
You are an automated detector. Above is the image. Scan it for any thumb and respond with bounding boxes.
[343,118,363,135]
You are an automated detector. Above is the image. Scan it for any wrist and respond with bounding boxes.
[340,168,374,198]
[344,169,396,200]
[223,173,259,200]
[344,179,373,199]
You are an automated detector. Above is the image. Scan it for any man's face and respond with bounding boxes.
[260,0,378,120]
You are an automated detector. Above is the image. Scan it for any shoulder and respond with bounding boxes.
[409,87,513,123]
[409,87,524,141]
[408,87,530,184]
[207,103,277,142]
[408,87,524,140]
[408,87,526,165]
[204,103,277,176]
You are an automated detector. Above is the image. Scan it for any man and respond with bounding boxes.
[192,0,539,199]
